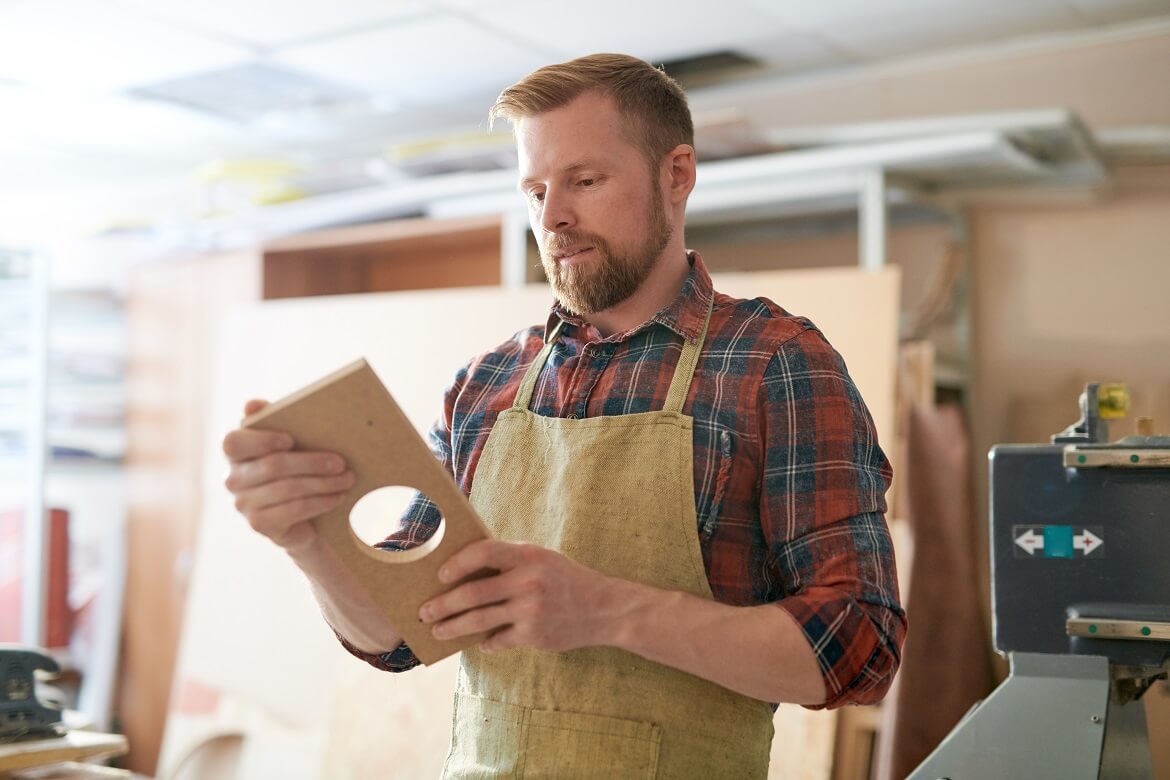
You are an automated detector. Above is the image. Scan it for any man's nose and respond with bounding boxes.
[539,189,575,234]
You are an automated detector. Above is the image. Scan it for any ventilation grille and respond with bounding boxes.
[129,62,364,123]
[657,50,765,89]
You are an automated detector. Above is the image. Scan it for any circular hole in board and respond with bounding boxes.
[349,485,446,558]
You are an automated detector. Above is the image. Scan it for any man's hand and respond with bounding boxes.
[222,399,356,554]
[418,540,626,654]
[419,539,828,704]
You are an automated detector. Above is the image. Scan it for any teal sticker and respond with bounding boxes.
[1043,525,1074,558]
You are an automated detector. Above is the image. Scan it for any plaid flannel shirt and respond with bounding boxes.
[341,252,905,709]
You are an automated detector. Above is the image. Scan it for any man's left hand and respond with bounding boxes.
[418,540,624,654]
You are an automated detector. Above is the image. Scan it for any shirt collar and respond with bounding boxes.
[544,251,715,344]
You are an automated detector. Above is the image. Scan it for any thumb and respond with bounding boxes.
[243,398,269,417]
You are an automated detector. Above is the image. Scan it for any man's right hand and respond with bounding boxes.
[222,399,357,554]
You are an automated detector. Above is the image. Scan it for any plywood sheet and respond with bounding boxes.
[161,266,899,780]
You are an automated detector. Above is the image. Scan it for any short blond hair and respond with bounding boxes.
[490,53,694,170]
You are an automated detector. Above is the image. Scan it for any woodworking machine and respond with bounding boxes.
[910,383,1170,780]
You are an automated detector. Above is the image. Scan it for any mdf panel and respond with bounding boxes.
[160,267,899,780]
[120,250,261,776]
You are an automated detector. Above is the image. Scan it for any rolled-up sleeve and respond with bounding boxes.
[759,328,906,709]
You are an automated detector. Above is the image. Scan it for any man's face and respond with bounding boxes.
[516,92,672,317]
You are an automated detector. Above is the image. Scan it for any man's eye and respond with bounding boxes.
[529,191,545,203]
[579,178,595,187]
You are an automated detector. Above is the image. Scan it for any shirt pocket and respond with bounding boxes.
[701,428,734,540]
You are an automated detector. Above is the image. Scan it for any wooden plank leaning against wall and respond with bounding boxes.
[120,250,262,775]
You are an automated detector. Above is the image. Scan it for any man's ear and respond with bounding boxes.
[664,144,696,205]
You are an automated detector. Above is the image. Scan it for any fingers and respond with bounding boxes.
[246,491,350,545]
[225,450,347,492]
[243,398,268,417]
[438,540,532,585]
[430,602,514,642]
[479,626,522,654]
[223,427,293,462]
[421,567,519,623]
[422,553,550,643]
[426,577,551,647]
[231,468,354,550]
[419,543,601,652]
[235,471,356,514]
[223,400,357,552]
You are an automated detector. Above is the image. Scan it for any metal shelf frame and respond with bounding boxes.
[0,247,50,646]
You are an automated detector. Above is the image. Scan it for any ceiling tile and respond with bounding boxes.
[733,30,855,73]
[742,0,942,31]
[122,0,431,49]
[273,13,557,106]
[1065,0,1170,25]
[815,1,1090,60]
[463,0,796,64]
[0,0,251,94]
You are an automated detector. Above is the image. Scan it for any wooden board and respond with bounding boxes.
[0,730,127,774]
[242,359,494,664]
[714,267,899,447]
[121,249,262,776]
[161,267,899,780]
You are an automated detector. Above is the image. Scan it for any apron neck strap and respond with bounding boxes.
[663,298,713,414]
[513,318,566,410]
[512,298,713,414]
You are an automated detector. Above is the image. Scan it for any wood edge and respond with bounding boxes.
[241,358,371,429]
[414,631,487,666]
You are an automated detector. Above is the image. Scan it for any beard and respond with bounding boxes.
[540,185,673,317]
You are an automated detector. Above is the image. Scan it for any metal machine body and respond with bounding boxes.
[0,645,63,740]
[910,384,1170,780]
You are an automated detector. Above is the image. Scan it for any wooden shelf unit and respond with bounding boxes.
[261,214,504,299]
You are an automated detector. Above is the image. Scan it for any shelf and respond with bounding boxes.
[261,213,504,299]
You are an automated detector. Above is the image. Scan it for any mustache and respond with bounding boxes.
[543,232,600,254]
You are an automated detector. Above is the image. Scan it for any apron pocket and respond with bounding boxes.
[524,707,661,779]
[444,693,662,779]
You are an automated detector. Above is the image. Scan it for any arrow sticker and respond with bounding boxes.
[1073,528,1104,556]
[1012,525,1105,559]
[1014,528,1044,556]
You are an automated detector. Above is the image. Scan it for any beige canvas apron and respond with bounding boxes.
[443,303,775,779]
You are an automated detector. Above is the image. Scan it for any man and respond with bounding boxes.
[224,53,905,777]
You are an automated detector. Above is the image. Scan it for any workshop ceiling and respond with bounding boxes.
[0,0,1168,234]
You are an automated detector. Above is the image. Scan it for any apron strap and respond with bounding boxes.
[663,298,713,415]
[513,318,566,410]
